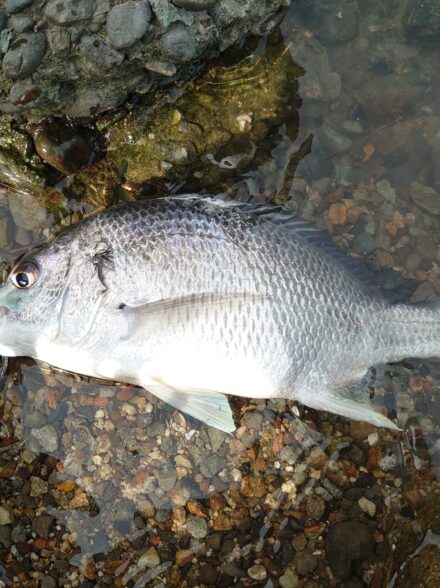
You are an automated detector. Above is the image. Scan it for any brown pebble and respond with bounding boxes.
[212,513,232,531]
[327,202,347,225]
[208,492,227,511]
[241,475,266,497]
[116,389,135,401]
[175,549,193,567]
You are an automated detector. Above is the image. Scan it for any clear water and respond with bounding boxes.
[1,1,440,587]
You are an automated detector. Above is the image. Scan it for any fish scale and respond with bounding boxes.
[0,196,438,431]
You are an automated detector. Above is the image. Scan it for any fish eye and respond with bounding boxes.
[11,261,39,289]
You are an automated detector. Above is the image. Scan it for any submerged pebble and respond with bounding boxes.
[32,123,93,174]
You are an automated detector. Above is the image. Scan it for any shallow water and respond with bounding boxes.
[1,1,440,587]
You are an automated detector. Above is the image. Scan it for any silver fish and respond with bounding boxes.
[0,196,435,432]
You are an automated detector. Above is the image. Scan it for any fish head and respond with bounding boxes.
[0,238,73,357]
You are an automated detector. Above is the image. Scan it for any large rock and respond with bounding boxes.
[0,0,292,118]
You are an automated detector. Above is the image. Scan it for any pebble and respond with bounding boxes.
[320,126,353,154]
[0,506,13,526]
[30,476,49,497]
[144,58,177,77]
[172,0,215,10]
[325,521,374,579]
[352,231,376,254]
[6,0,33,13]
[79,35,125,70]
[9,14,33,32]
[138,547,160,569]
[327,202,347,225]
[247,564,267,581]
[368,431,379,446]
[186,516,208,538]
[31,424,59,454]
[45,0,94,25]
[107,1,151,50]
[358,496,377,517]
[376,179,397,204]
[32,514,54,539]
[33,123,92,175]
[2,33,46,79]
[279,568,299,588]
[411,183,440,215]
[47,27,71,55]
[160,23,196,63]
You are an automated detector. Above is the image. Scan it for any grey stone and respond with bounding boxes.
[23,409,46,428]
[200,455,226,478]
[171,0,215,10]
[0,13,6,31]
[352,231,376,254]
[45,0,94,25]
[40,577,56,588]
[30,476,49,497]
[79,35,124,70]
[2,32,46,79]
[32,514,54,539]
[107,1,151,49]
[320,126,353,154]
[186,516,208,538]
[9,78,41,108]
[411,183,440,215]
[8,14,33,32]
[6,0,33,13]
[9,192,47,230]
[31,424,59,454]
[47,27,71,55]
[11,523,26,543]
[326,521,374,579]
[160,23,196,63]
[144,58,176,77]
[0,526,11,549]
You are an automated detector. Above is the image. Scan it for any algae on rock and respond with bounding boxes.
[104,42,301,186]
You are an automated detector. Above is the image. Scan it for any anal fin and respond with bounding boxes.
[299,389,401,431]
[143,378,236,433]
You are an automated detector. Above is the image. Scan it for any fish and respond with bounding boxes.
[0,195,436,433]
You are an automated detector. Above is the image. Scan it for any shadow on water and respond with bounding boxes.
[0,1,440,586]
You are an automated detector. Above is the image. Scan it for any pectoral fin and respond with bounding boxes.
[143,378,236,433]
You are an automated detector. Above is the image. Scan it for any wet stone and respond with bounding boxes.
[34,123,92,174]
[279,568,299,588]
[352,231,376,254]
[6,0,33,13]
[247,564,267,581]
[79,35,124,70]
[45,0,94,25]
[0,526,11,549]
[186,516,208,538]
[10,524,26,543]
[295,550,318,576]
[32,514,54,539]
[326,521,375,580]
[320,126,353,154]
[47,27,71,55]
[31,424,59,454]
[172,0,215,10]
[2,32,46,79]
[0,506,13,526]
[9,14,34,33]
[139,546,160,568]
[107,1,151,50]
[160,23,196,63]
